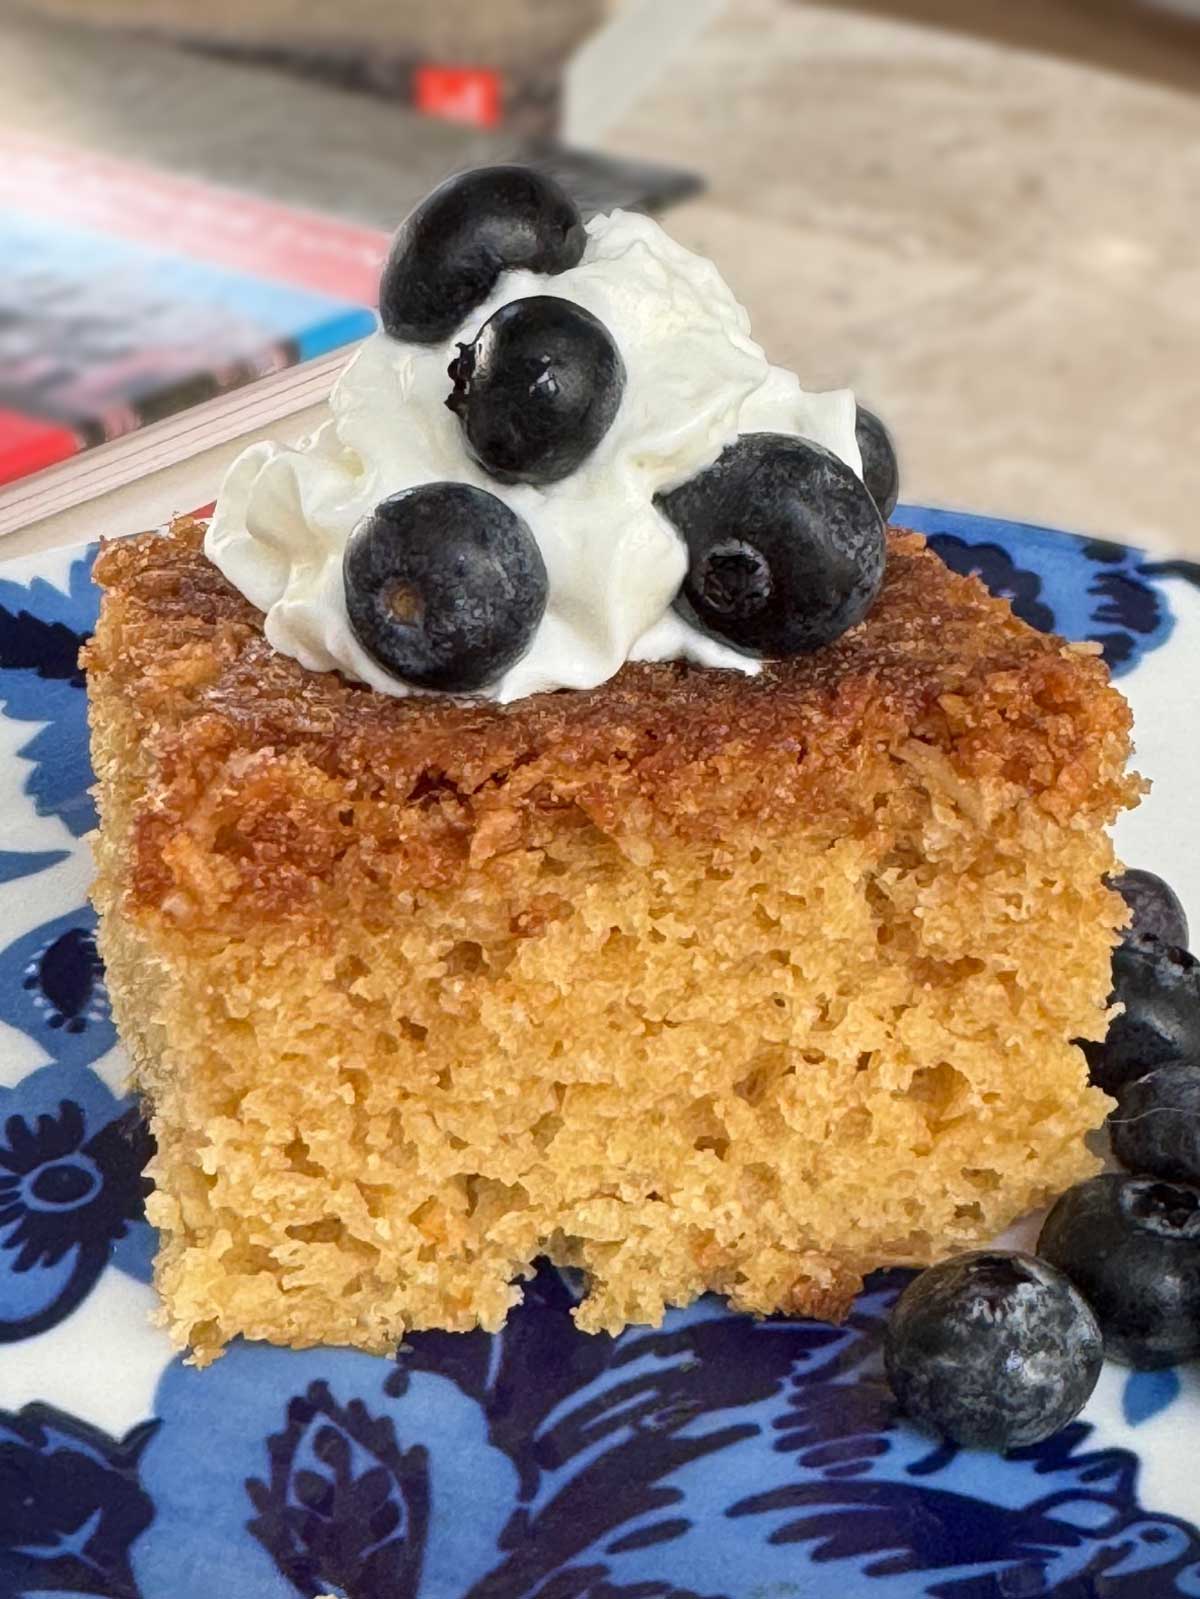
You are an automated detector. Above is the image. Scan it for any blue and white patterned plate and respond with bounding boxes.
[1,509,1199,1599]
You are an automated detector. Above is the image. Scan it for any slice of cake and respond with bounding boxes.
[87,516,1137,1363]
[86,166,1140,1362]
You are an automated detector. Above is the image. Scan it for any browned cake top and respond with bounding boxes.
[86,518,1137,917]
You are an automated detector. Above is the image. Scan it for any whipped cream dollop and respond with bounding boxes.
[206,209,862,702]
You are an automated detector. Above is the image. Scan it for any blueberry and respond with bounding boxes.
[1081,935,1200,1095]
[1108,868,1189,950]
[379,165,586,345]
[1111,1059,1200,1186]
[342,483,548,692]
[655,433,885,658]
[1038,1174,1200,1368]
[854,404,900,521]
[883,1251,1102,1450]
[446,296,625,485]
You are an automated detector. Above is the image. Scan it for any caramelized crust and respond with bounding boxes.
[86,518,1134,930]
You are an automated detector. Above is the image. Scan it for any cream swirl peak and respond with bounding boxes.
[207,200,871,703]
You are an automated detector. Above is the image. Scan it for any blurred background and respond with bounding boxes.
[2,0,1199,552]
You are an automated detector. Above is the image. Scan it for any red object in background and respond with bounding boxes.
[413,66,502,128]
[0,410,80,483]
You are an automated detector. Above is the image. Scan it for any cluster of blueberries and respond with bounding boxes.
[885,868,1200,1451]
[345,165,899,692]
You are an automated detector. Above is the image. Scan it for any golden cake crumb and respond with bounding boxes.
[85,517,1141,1363]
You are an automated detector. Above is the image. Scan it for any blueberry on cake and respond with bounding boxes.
[86,166,1140,1363]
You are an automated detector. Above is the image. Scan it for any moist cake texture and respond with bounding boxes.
[86,518,1140,1363]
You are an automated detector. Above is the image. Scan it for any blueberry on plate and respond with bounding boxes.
[343,483,548,692]
[447,295,625,485]
[884,1251,1103,1450]
[854,404,900,521]
[1108,867,1190,950]
[1110,1059,1200,1186]
[1081,934,1200,1095]
[1038,1173,1200,1368]
[379,165,586,345]
[655,433,886,658]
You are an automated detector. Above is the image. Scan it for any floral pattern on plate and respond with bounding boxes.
[0,514,1198,1599]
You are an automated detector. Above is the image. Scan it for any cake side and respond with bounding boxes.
[86,519,1140,1361]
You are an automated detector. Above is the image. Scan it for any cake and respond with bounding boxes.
[85,166,1140,1363]
[87,515,1136,1363]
